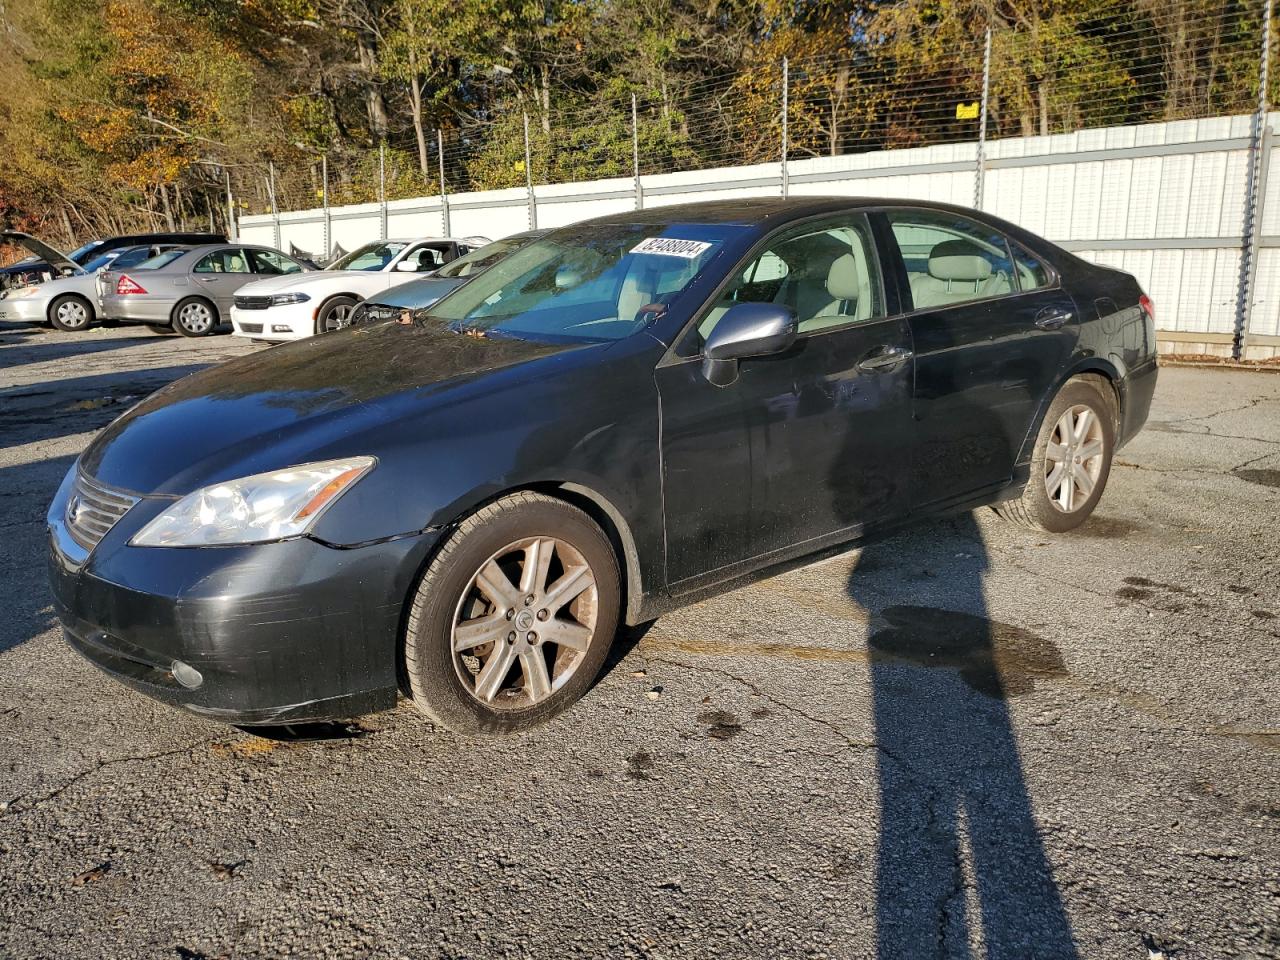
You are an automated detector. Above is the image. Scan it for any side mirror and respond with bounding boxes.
[395,259,421,272]
[701,302,797,387]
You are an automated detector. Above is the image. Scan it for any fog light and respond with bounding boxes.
[171,659,203,690]
[271,325,291,333]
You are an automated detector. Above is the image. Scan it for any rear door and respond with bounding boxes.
[657,212,915,588]
[191,247,254,314]
[877,208,1078,510]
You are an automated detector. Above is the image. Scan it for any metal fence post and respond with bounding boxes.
[437,128,452,236]
[632,93,644,210]
[1233,0,1274,361]
[523,112,538,230]
[975,27,993,210]
[268,162,280,249]
[321,154,331,258]
[781,57,790,198]
[379,142,388,240]
[225,169,237,241]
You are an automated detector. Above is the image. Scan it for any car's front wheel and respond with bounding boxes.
[994,377,1116,532]
[404,492,621,735]
[315,296,358,335]
[48,294,94,332]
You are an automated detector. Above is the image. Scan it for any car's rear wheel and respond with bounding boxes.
[48,294,93,332]
[315,296,358,335]
[172,297,218,337]
[404,492,621,735]
[994,377,1116,533]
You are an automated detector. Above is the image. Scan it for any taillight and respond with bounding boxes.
[116,274,147,295]
[1138,294,1155,323]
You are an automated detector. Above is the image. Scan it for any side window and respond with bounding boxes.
[251,249,303,275]
[1011,241,1052,291]
[405,245,447,272]
[699,215,883,340]
[886,211,1015,310]
[194,249,251,274]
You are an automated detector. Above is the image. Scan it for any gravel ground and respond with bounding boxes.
[0,321,1277,960]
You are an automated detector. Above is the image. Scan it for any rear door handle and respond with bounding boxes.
[1035,307,1073,330]
[858,345,914,372]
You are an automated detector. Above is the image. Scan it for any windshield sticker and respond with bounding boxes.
[629,237,714,259]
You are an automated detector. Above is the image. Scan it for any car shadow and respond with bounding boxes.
[847,512,1079,958]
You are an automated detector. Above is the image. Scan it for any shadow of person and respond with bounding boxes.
[848,512,1079,959]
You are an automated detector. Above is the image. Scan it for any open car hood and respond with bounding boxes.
[1,231,83,276]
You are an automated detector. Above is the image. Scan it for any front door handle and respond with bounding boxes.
[858,345,914,372]
[1035,307,1073,330]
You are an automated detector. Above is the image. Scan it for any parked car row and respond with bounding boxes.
[0,231,491,337]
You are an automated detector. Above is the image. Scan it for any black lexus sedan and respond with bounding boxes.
[48,198,1157,735]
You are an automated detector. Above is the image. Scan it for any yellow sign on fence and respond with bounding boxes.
[956,101,980,120]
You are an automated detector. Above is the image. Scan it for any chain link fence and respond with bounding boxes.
[233,0,1273,221]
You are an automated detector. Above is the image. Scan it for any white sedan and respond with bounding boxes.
[230,237,486,341]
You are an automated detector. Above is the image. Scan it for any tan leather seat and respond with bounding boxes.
[797,253,867,333]
[909,239,1011,309]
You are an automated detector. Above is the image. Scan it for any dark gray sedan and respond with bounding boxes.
[98,244,311,336]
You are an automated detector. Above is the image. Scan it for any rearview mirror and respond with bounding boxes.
[701,302,797,387]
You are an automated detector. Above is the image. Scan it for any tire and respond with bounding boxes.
[48,294,94,332]
[994,377,1117,533]
[404,492,621,736]
[315,296,358,336]
[172,297,218,337]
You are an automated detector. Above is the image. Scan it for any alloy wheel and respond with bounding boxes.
[1044,404,1105,512]
[322,303,354,332]
[450,536,599,710]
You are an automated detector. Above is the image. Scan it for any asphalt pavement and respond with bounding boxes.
[0,322,1277,959]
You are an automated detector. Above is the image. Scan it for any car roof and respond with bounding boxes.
[579,196,995,227]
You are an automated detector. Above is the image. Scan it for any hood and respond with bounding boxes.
[235,269,373,296]
[80,321,604,496]
[370,276,466,310]
[1,231,83,277]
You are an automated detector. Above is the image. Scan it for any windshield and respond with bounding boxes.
[330,241,409,271]
[425,223,738,343]
[83,250,126,272]
[135,249,186,270]
[436,236,532,279]
[68,240,104,264]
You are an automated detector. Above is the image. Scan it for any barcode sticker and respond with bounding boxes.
[629,237,714,259]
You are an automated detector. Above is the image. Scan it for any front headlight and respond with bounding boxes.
[131,457,375,547]
[271,292,311,305]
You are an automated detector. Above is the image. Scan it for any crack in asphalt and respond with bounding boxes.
[641,650,968,953]
[9,738,220,814]
[1160,394,1278,426]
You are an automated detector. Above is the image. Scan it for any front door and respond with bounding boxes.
[191,247,254,315]
[657,213,915,590]
[878,209,1079,510]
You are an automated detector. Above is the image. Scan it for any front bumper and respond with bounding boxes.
[231,303,315,342]
[48,475,438,725]
[0,296,46,322]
